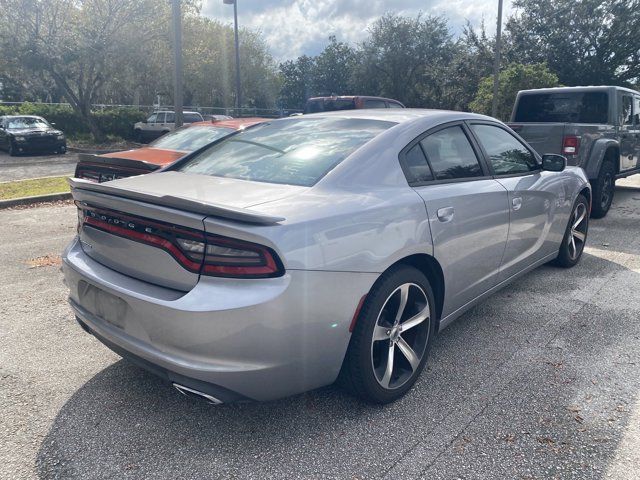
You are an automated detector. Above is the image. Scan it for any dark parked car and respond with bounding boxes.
[304,96,405,114]
[0,115,66,156]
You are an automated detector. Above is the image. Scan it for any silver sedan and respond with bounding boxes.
[62,110,591,404]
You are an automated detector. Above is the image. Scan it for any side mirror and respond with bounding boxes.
[542,154,566,172]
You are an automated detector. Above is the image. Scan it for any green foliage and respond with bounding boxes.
[506,0,640,86]
[278,56,316,110]
[0,103,145,139]
[469,63,559,121]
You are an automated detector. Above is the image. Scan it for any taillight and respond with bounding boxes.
[562,136,580,155]
[76,202,284,278]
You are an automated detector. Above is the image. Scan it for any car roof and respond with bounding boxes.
[518,86,639,95]
[2,115,44,119]
[153,110,201,115]
[306,95,403,103]
[299,108,496,125]
[189,117,268,130]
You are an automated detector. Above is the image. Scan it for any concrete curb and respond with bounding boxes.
[0,192,72,209]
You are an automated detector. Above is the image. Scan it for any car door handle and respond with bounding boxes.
[512,197,522,211]
[437,207,455,222]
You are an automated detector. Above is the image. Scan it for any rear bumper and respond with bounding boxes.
[62,238,377,401]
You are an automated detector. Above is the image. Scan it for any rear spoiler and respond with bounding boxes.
[76,153,159,172]
[68,177,285,225]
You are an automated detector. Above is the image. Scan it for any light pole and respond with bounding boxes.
[224,0,242,113]
[491,0,504,119]
[171,0,184,127]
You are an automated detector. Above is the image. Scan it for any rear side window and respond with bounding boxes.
[177,117,395,186]
[363,99,387,109]
[472,124,539,175]
[402,144,434,183]
[155,113,165,123]
[304,99,356,114]
[419,126,483,180]
[388,102,404,108]
[184,113,203,123]
[513,92,609,124]
[165,112,175,123]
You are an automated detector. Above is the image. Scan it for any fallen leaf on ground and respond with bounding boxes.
[26,255,62,269]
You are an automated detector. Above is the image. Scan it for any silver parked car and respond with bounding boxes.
[62,110,591,404]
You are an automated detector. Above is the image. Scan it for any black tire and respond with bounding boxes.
[134,129,143,143]
[555,194,589,268]
[590,160,615,218]
[339,265,437,404]
[8,141,16,156]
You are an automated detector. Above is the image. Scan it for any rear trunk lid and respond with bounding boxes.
[70,172,303,290]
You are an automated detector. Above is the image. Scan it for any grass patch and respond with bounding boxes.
[0,176,70,200]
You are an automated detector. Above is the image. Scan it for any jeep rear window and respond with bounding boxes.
[513,92,609,124]
[176,117,395,186]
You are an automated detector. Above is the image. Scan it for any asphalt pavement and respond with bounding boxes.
[1,178,640,479]
[0,151,78,182]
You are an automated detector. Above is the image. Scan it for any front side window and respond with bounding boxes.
[420,126,483,180]
[177,117,395,186]
[151,125,234,151]
[621,95,633,126]
[634,96,640,125]
[472,124,538,175]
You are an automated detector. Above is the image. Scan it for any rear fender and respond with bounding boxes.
[585,139,619,179]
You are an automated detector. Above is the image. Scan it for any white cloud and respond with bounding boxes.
[201,0,514,61]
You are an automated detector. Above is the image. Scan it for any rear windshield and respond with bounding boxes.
[304,99,356,114]
[176,117,395,186]
[151,125,234,151]
[513,92,609,124]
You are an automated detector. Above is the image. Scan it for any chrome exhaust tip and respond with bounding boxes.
[173,383,223,405]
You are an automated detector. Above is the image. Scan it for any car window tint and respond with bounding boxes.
[513,92,609,124]
[472,124,539,175]
[184,113,202,123]
[146,114,157,123]
[155,113,165,123]
[403,143,433,183]
[363,99,387,109]
[151,125,234,151]
[419,126,482,180]
[177,117,395,186]
[388,102,404,108]
[634,96,640,125]
[165,112,175,123]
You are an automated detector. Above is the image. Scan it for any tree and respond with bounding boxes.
[506,0,640,86]
[0,0,165,140]
[311,36,357,96]
[352,14,455,107]
[278,55,316,110]
[469,63,559,120]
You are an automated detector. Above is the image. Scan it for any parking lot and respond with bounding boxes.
[0,151,78,182]
[1,178,639,479]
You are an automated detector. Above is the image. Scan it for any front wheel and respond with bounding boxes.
[555,194,589,268]
[590,160,615,218]
[339,265,437,404]
[8,141,17,156]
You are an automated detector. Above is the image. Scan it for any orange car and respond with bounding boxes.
[74,118,266,182]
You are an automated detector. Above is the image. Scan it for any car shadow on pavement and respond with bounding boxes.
[36,252,640,479]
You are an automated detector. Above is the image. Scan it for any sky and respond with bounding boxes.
[202,0,514,61]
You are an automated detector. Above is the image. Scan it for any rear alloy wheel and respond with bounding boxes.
[340,266,436,403]
[591,160,615,218]
[555,194,589,268]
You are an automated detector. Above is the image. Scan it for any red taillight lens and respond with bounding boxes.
[562,136,580,155]
[76,203,284,278]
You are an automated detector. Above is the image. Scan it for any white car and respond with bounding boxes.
[133,111,204,142]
